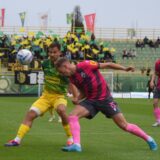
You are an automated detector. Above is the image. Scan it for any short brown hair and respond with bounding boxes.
[48,42,61,51]
[55,57,69,68]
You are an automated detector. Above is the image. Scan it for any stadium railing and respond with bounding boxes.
[1,26,160,39]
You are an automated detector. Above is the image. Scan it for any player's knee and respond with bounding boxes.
[56,105,66,115]
[117,121,127,131]
[30,107,41,116]
[123,124,129,131]
[68,115,79,121]
[26,110,38,121]
[117,121,128,131]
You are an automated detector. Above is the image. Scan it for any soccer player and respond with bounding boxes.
[150,59,160,127]
[5,43,73,147]
[55,57,158,152]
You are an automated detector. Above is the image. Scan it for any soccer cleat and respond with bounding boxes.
[4,140,20,147]
[147,138,158,151]
[152,122,160,127]
[62,144,82,152]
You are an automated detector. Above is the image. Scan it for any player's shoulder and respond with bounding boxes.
[78,60,97,67]
[155,59,160,72]
[42,59,50,67]
[155,59,160,66]
[78,60,91,65]
[42,59,50,65]
[155,59,160,63]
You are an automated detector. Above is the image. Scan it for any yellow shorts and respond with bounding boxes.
[30,91,67,116]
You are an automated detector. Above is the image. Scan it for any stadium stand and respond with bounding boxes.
[0,28,159,94]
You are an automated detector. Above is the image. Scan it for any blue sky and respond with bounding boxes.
[1,0,160,28]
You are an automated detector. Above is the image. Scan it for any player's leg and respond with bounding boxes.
[56,103,73,144]
[152,98,160,126]
[112,113,158,151]
[48,108,56,122]
[54,96,74,145]
[99,97,158,151]
[152,88,160,126]
[61,104,90,152]
[148,90,150,99]
[4,109,38,147]
[5,95,49,147]
[62,100,98,152]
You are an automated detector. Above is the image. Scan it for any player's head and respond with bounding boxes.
[155,59,160,75]
[55,57,75,77]
[48,43,61,62]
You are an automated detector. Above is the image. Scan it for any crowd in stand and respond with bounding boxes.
[122,48,137,59]
[0,31,116,66]
[135,36,160,49]
[121,36,160,60]
[1,31,160,72]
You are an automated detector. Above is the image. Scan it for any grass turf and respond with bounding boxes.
[0,97,159,160]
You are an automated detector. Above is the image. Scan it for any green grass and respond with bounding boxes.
[0,97,159,160]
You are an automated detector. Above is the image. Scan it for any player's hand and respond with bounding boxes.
[150,81,154,89]
[71,97,79,105]
[124,67,135,72]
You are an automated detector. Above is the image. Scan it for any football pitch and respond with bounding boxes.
[0,97,159,160]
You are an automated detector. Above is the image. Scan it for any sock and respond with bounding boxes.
[125,123,149,141]
[68,116,80,145]
[147,136,154,142]
[63,124,72,138]
[153,108,160,123]
[14,124,30,143]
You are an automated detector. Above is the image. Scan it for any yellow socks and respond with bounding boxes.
[63,124,72,138]
[14,124,30,143]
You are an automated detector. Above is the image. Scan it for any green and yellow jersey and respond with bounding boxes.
[42,59,69,94]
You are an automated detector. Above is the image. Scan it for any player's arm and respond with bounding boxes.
[77,89,86,100]
[68,83,86,105]
[99,62,135,72]
[150,73,156,89]
[68,83,79,98]
[72,90,86,105]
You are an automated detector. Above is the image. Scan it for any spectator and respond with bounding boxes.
[127,49,132,58]
[131,49,137,58]
[122,48,128,59]
[135,39,144,49]
[78,49,84,60]
[156,37,160,45]
[126,49,136,59]
[65,50,72,60]
[143,36,149,46]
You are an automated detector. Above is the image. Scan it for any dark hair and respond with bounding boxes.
[55,57,69,68]
[48,42,61,51]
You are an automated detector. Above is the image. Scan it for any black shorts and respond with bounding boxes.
[153,88,160,98]
[79,97,121,119]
